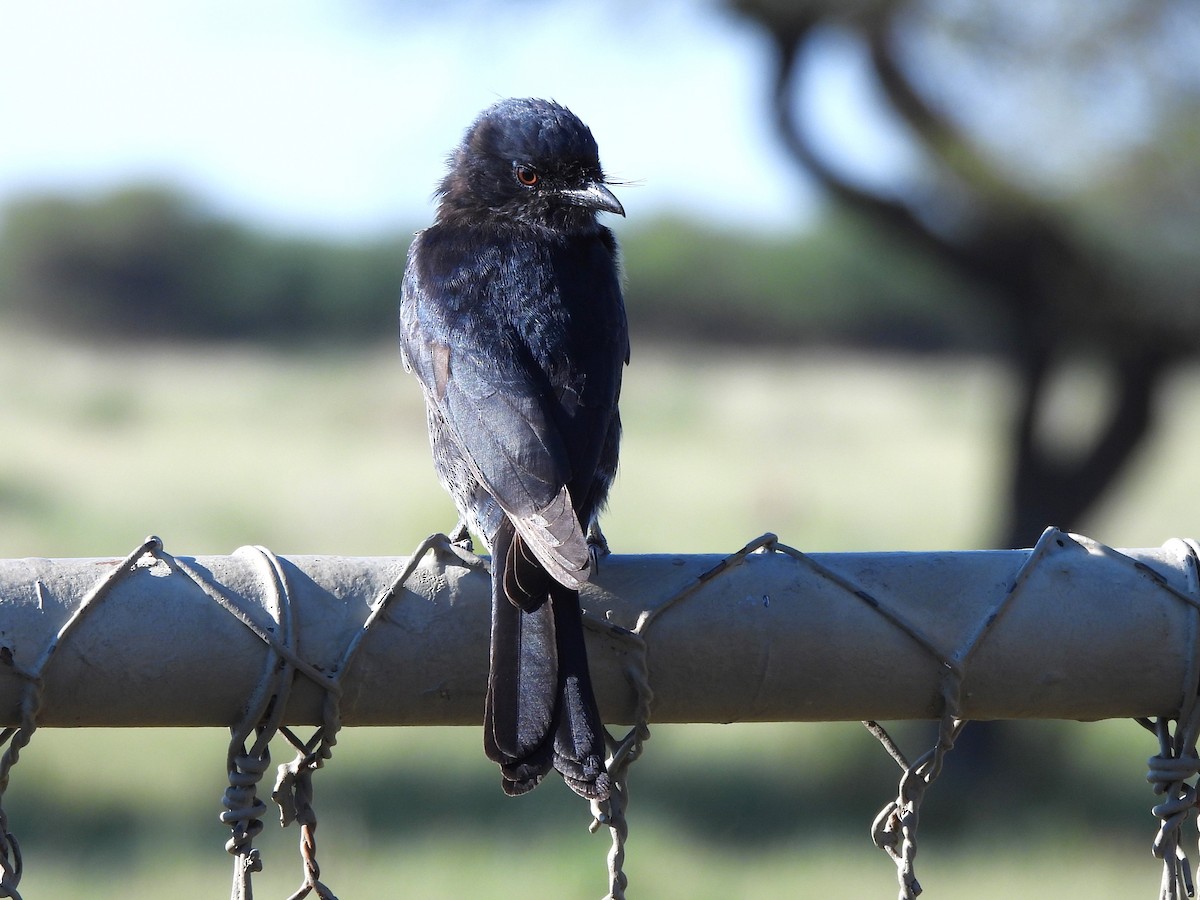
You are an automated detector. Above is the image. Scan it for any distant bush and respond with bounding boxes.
[0,186,405,342]
[0,184,999,350]
[621,214,1000,351]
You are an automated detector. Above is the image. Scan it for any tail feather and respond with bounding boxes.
[549,581,610,799]
[484,522,556,786]
[484,519,610,800]
[501,525,554,613]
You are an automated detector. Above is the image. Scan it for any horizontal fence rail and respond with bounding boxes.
[1,530,1197,728]
[2,529,1200,900]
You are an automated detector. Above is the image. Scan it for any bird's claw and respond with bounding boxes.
[448,520,474,554]
[586,522,611,573]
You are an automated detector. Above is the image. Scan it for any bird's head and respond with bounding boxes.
[436,98,624,232]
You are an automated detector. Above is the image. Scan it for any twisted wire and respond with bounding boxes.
[583,532,781,899]
[861,526,1065,899]
[1137,538,1200,900]
[274,726,336,900]
[220,545,298,900]
[0,535,161,900]
[245,532,478,900]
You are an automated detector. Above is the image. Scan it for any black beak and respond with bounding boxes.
[558,181,625,217]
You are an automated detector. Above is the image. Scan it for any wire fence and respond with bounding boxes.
[0,528,1198,899]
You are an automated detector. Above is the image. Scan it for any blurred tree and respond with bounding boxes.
[731,0,1200,546]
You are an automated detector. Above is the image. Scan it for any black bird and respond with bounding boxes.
[399,98,628,800]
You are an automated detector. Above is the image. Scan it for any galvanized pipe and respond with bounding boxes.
[0,530,1195,728]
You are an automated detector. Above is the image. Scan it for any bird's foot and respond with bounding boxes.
[429,522,486,571]
[448,520,474,553]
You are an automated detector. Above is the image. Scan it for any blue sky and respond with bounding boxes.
[1,0,867,237]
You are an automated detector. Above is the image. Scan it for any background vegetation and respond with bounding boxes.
[0,184,993,351]
[0,331,1197,896]
[1,0,1198,896]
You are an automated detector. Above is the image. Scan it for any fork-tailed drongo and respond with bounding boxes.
[399,98,628,800]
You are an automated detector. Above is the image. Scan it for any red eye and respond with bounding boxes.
[515,165,540,187]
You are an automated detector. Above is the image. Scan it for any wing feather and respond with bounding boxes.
[399,230,591,585]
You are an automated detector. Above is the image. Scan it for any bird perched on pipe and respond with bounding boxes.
[399,98,628,800]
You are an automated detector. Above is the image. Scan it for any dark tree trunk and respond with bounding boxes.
[1001,348,1166,548]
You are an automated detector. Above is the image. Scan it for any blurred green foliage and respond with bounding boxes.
[0,186,403,341]
[0,184,998,350]
[622,213,996,351]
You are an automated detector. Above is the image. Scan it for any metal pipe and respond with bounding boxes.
[0,531,1195,727]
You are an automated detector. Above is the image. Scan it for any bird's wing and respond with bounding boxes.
[400,232,590,588]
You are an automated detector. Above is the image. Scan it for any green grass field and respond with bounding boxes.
[0,332,1196,897]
